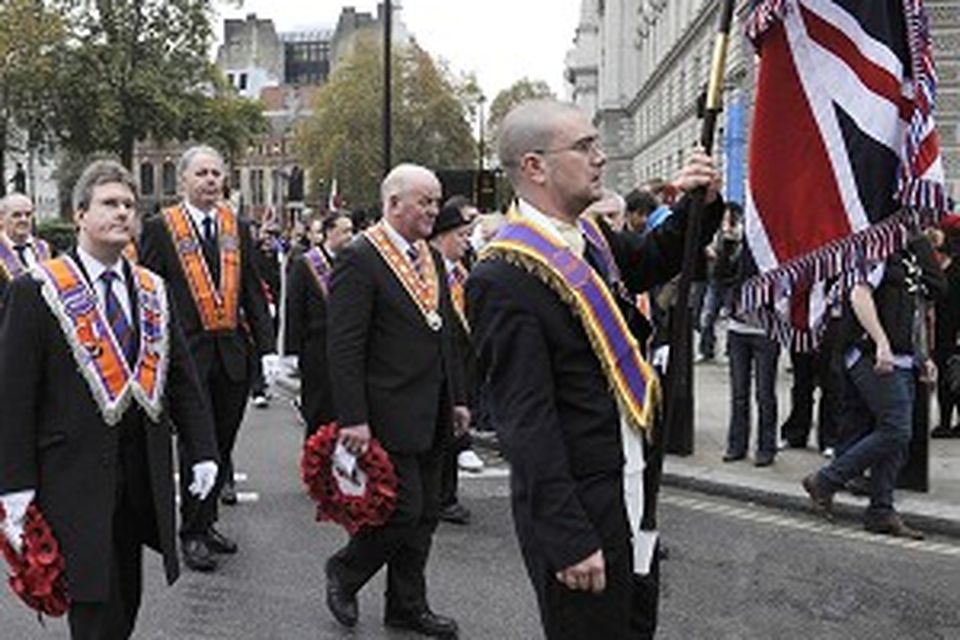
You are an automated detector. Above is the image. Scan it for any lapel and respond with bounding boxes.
[365,236,442,330]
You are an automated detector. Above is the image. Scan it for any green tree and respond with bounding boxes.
[179,74,268,165]
[0,0,66,195]
[297,34,476,211]
[51,0,219,168]
[486,77,555,156]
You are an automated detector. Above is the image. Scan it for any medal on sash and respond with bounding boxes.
[480,206,660,432]
[364,223,443,332]
[34,256,169,426]
[163,204,240,331]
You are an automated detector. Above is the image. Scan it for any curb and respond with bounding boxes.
[662,470,960,540]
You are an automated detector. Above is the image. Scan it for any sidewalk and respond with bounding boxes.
[668,351,960,538]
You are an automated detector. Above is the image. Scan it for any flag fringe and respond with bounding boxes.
[745,0,789,43]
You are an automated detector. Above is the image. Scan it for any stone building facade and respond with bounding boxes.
[566,0,960,205]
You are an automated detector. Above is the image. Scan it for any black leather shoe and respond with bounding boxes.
[864,513,924,540]
[802,473,834,520]
[325,559,358,628]
[753,452,775,467]
[220,481,238,506]
[931,425,960,439]
[385,609,458,638]
[205,527,238,554]
[722,451,746,462]
[438,503,471,525]
[182,538,218,572]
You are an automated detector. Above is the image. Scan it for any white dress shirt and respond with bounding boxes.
[77,245,133,322]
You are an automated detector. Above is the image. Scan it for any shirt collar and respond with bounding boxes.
[1,233,33,249]
[382,219,414,255]
[77,245,124,287]
[516,199,585,258]
[184,200,216,231]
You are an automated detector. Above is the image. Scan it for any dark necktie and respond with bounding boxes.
[100,271,137,367]
[407,246,422,277]
[13,244,28,268]
[202,215,220,283]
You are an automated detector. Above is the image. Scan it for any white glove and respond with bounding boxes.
[261,353,280,385]
[281,355,299,376]
[189,461,219,500]
[0,489,35,554]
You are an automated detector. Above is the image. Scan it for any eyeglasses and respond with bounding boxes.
[533,135,604,158]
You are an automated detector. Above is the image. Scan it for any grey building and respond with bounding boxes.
[566,0,959,204]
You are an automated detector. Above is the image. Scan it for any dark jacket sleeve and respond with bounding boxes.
[327,242,374,427]
[239,220,275,355]
[607,195,725,294]
[138,216,168,279]
[467,265,601,571]
[0,277,45,493]
[284,256,309,356]
[165,289,219,465]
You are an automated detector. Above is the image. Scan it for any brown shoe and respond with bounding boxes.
[802,473,834,520]
[864,513,924,540]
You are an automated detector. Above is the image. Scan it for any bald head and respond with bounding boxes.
[498,100,585,185]
[0,193,35,243]
[381,163,442,242]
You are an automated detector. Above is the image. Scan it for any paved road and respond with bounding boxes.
[3,396,959,639]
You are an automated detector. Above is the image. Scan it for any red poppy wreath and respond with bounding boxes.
[0,502,70,618]
[301,423,398,535]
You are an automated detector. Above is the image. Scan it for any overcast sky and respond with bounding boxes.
[217,0,582,100]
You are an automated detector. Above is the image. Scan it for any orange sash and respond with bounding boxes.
[162,204,240,331]
[34,256,169,426]
[447,261,469,332]
[364,223,442,331]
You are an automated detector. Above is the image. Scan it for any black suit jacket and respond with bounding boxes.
[0,258,218,602]
[139,209,275,382]
[466,196,722,575]
[328,235,465,454]
[285,249,335,427]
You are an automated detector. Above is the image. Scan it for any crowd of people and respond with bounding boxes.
[0,97,954,640]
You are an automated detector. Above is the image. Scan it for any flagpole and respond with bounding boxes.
[651,0,736,517]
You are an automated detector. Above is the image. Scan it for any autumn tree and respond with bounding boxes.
[0,0,66,195]
[297,34,476,211]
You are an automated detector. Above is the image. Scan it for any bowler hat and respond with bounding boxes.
[431,201,471,238]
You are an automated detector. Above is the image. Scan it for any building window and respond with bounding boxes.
[227,73,235,87]
[251,169,265,206]
[239,73,248,90]
[140,162,155,196]
[162,162,176,196]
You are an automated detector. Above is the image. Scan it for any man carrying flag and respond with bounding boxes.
[740,0,950,537]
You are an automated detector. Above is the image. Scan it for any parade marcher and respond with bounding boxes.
[803,232,946,540]
[430,196,483,526]
[467,100,723,639]
[931,217,960,438]
[0,160,219,639]
[9,162,27,195]
[325,163,468,638]
[0,193,54,303]
[139,145,275,573]
[285,212,354,436]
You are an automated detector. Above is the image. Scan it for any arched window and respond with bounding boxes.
[162,161,177,196]
[140,162,155,196]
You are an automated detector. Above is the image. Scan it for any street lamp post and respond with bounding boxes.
[477,93,486,173]
[383,0,392,176]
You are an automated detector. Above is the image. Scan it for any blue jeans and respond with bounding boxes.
[726,330,780,456]
[819,356,914,517]
[699,282,732,358]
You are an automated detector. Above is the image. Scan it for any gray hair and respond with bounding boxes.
[178,145,225,178]
[380,163,438,209]
[72,160,138,212]
[497,99,583,184]
[0,193,33,217]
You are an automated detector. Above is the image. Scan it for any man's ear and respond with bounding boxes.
[520,153,547,186]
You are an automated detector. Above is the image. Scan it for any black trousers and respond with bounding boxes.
[439,432,470,508]
[179,356,248,538]
[69,426,154,640]
[330,444,444,614]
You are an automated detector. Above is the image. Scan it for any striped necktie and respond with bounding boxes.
[100,271,137,367]
[407,246,422,276]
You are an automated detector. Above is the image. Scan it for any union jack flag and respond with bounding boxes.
[740,0,947,349]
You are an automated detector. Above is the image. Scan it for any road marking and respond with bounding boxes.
[663,493,960,557]
[235,491,259,503]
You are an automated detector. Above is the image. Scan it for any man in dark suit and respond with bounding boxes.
[467,100,722,640]
[0,160,219,639]
[0,193,55,303]
[285,212,354,435]
[325,163,468,638]
[139,145,275,573]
